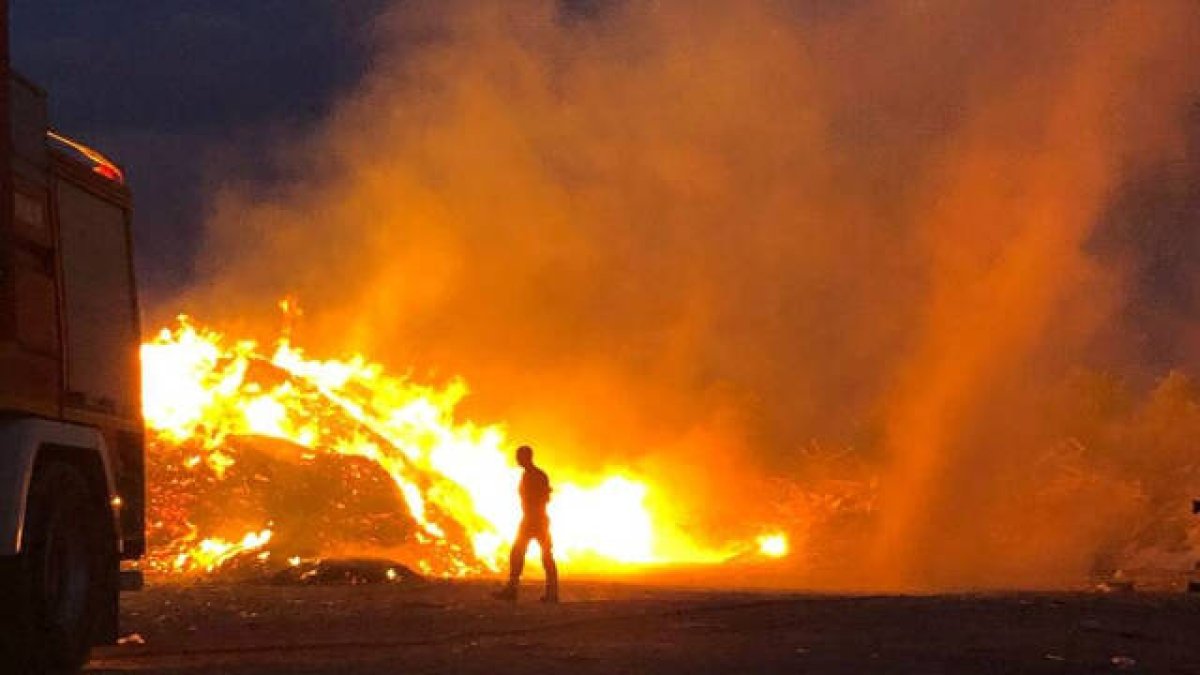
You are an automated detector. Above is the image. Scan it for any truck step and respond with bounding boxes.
[120,570,144,592]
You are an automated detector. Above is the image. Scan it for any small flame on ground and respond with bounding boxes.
[173,529,274,573]
[757,533,789,559]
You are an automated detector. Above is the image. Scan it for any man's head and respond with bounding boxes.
[516,445,534,468]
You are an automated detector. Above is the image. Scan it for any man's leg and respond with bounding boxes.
[538,528,558,602]
[508,529,530,586]
[494,525,531,600]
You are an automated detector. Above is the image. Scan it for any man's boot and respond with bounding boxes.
[492,582,518,602]
[541,567,559,603]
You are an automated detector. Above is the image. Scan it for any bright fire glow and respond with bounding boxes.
[142,313,777,577]
[757,533,789,559]
[173,529,274,573]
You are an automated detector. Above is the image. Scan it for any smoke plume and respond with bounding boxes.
[171,0,1200,588]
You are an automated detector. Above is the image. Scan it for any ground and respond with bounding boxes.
[88,581,1200,674]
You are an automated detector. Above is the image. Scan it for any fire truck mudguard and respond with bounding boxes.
[0,417,120,557]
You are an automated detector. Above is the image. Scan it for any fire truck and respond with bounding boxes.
[0,5,145,670]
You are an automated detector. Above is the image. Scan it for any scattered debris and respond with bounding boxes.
[1110,655,1137,669]
[1044,654,1066,662]
[271,557,423,586]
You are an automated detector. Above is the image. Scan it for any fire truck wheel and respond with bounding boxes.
[17,460,111,671]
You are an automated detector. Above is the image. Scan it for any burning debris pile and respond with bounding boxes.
[141,311,787,581]
[143,318,487,577]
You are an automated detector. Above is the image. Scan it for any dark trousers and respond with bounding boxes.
[508,515,558,594]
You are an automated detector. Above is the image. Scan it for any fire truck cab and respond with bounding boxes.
[0,54,145,672]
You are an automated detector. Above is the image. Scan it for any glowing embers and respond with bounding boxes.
[172,529,274,573]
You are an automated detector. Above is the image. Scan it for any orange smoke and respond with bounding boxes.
[872,0,1200,588]
[158,0,1200,589]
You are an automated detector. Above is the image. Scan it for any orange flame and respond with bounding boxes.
[172,529,274,573]
[141,312,772,577]
[757,533,789,559]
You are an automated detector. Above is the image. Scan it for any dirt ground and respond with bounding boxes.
[87,581,1200,674]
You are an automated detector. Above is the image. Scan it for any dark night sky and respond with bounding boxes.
[11,1,390,298]
[9,2,1199,373]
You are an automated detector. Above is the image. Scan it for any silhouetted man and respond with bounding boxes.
[494,445,558,602]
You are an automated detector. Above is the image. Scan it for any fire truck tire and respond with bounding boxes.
[9,460,112,671]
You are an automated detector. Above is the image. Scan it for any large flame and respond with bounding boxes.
[141,310,783,577]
